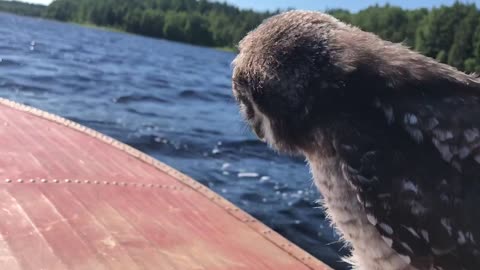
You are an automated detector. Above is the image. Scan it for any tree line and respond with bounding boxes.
[43,0,273,48]
[0,0,480,72]
[328,3,480,72]
[0,0,45,17]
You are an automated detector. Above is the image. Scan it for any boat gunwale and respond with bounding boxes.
[0,98,332,270]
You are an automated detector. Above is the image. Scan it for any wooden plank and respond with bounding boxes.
[0,99,331,270]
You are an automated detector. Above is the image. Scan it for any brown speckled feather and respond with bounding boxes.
[334,86,480,269]
[231,10,480,270]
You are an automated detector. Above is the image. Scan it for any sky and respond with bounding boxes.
[16,0,480,12]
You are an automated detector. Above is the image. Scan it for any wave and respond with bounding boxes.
[113,94,169,104]
[0,58,21,66]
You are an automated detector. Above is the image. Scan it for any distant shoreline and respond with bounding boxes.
[72,21,237,53]
[0,0,263,52]
[0,9,238,53]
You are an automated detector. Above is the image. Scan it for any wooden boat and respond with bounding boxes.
[0,99,331,270]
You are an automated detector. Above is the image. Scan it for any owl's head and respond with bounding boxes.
[232,11,352,154]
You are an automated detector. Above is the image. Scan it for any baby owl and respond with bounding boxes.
[232,11,480,270]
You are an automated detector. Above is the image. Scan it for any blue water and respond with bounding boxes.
[0,12,349,269]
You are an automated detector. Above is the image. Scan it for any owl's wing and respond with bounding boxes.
[383,89,480,174]
[335,87,480,270]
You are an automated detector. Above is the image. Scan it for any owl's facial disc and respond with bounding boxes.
[232,88,276,145]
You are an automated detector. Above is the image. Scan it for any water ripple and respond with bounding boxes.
[0,12,348,270]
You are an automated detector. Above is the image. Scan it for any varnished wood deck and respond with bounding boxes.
[0,99,331,270]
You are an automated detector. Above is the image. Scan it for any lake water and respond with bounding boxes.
[0,12,349,269]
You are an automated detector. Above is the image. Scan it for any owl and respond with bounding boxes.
[231,11,480,270]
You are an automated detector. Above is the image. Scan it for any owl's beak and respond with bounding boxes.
[258,136,267,143]
[252,121,266,142]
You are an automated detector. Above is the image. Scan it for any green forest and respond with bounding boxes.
[1,0,480,72]
[44,0,273,49]
[328,3,480,73]
[0,0,44,17]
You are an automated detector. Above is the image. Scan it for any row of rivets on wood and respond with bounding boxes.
[3,178,184,190]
